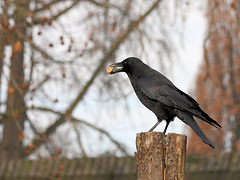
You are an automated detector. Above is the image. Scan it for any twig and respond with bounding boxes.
[70,116,127,155]
[27,0,162,155]
[72,121,88,157]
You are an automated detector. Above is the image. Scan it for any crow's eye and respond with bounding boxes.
[122,61,127,66]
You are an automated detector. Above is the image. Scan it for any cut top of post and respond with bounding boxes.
[135,132,187,180]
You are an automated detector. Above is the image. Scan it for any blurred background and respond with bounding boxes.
[0,0,239,162]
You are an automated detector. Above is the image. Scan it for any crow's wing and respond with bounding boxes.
[137,75,221,129]
[137,75,196,111]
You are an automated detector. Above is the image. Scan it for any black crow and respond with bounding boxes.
[107,57,221,148]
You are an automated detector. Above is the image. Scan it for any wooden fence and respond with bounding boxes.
[0,152,240,180]
[0,156,136,180]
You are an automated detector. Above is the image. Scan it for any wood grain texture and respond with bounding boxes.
[165,133,187,180]
[135,132,187,180]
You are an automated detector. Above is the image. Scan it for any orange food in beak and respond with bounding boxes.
[107,66,114,74]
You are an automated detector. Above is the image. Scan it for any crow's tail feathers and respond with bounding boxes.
[177,87,221,130]
[190,108,222,130]
[200,110,222,129]
[179,112,215,148]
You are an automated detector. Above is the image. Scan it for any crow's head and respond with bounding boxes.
[107,57,142,75]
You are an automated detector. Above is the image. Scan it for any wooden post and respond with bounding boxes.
[135,132,187,180]
[134,132,165,180]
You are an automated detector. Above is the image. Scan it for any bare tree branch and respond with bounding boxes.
[70,117,127,155]
[33,1,80,25]
[30,106,61,115]
[26,106,127,155]
[33,0,63,13]
[27,0,162,155]
[72,121,87,157]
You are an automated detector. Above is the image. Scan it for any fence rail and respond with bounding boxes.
[0,152,240,180]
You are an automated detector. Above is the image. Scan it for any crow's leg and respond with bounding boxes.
[148,120,162,132]
[163,121,170,135]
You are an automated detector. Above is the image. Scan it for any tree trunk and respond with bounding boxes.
[1,0,29,159]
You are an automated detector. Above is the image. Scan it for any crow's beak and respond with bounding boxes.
[107,62,124,74]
